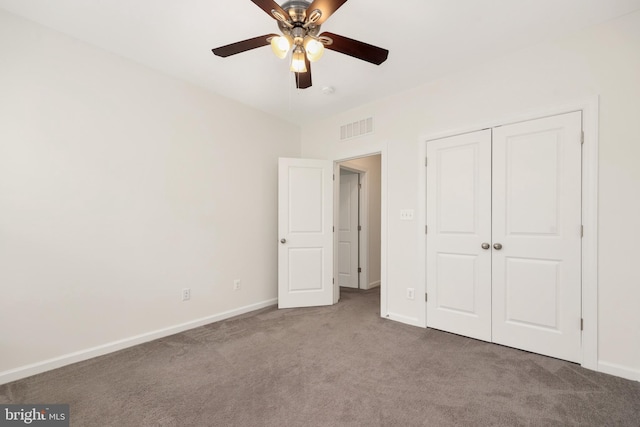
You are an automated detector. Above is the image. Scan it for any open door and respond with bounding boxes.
[338,170,360,289]
[278,158,334,308]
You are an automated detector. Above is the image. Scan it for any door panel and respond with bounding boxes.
[437,145,480,234]
[504,130,560,235]
[504,257,560,329]
[436,253,479,314]
[426,130,492,341]
[278,158,333,308]
[288,248,324,291]
[338,172,359,288]
[288,167,324,232]
[492,111,582,363]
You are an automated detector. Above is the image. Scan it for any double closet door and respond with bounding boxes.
[426,111,582,363]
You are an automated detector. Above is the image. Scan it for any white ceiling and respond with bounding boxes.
[2,0,640,124]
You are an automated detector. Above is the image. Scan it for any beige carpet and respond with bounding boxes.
[2,287,639,426]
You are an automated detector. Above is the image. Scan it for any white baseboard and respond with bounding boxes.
[0,298,277,385]
[598,360,640,382]
[359,281,380,290]
[384,312,422,328]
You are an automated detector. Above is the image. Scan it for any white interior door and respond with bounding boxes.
[278,158,333,309]
[426,130,493,341]
[491,111,582,363]
[338,171,359,289]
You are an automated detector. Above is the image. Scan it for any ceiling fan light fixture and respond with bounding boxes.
[304,36,324,62]
[290,47,308,72]
[270,35,291,59]
[212,0,390,89]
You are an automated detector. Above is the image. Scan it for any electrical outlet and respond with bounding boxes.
[182,288,191,301]
[233,279,241,291]
[407,288,415,300]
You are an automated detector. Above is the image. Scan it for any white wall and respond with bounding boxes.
[339,155,381,288]
[302,11,640,380]
[0,10,300,383]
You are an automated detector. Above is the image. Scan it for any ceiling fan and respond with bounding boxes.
[211,0,389,89]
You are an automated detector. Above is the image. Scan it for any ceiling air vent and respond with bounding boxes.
[340,117,374,141]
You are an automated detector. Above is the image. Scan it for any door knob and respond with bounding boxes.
[481,243,490,250]
[280,238,287,244]
[493,243,503,250]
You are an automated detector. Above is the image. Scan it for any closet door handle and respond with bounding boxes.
[280,238,287,244]
[493,243,503,250]
[481,243,490,250]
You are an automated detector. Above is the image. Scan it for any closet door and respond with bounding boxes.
[491,112,582,363]
[426,130,492,341]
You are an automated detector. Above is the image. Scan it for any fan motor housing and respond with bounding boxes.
[277,0,321,41]
[282,0,312,22]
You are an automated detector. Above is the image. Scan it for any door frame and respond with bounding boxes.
[418,96,599,371]
[333,152,386,312]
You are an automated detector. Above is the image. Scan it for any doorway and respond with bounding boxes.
[336,154,382,301]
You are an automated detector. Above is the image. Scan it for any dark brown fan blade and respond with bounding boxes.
[212,34,278,57]
[295,57,312,89]
[319,31,388,65]
[251,0,289,21]
[305,0,348,25]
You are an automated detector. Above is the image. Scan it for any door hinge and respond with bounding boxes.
[581,130,585,145]
[581,225,584,238]
[581,318,584,331]
[333,226,335,232]
[425,225,428,234]
[333,278,335,284]
[359,183,362,189]
[358,225,362,231]
[425,157,428,167]
[425,293,428,302]
[358,267,362,273]
[333,173,335,181]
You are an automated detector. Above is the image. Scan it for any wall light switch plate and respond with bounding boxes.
[400,209,415,220]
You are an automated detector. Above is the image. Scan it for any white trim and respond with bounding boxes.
[418,96,599,371]
[598,361,640,382]
[385,312,422,328]
[381,143,389,319]
[580,98,599,372]
[333,162,341,304]
[368,280,381,289]
[0,298,277,385]
[417,139,428,328]
[359,171,370,290]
